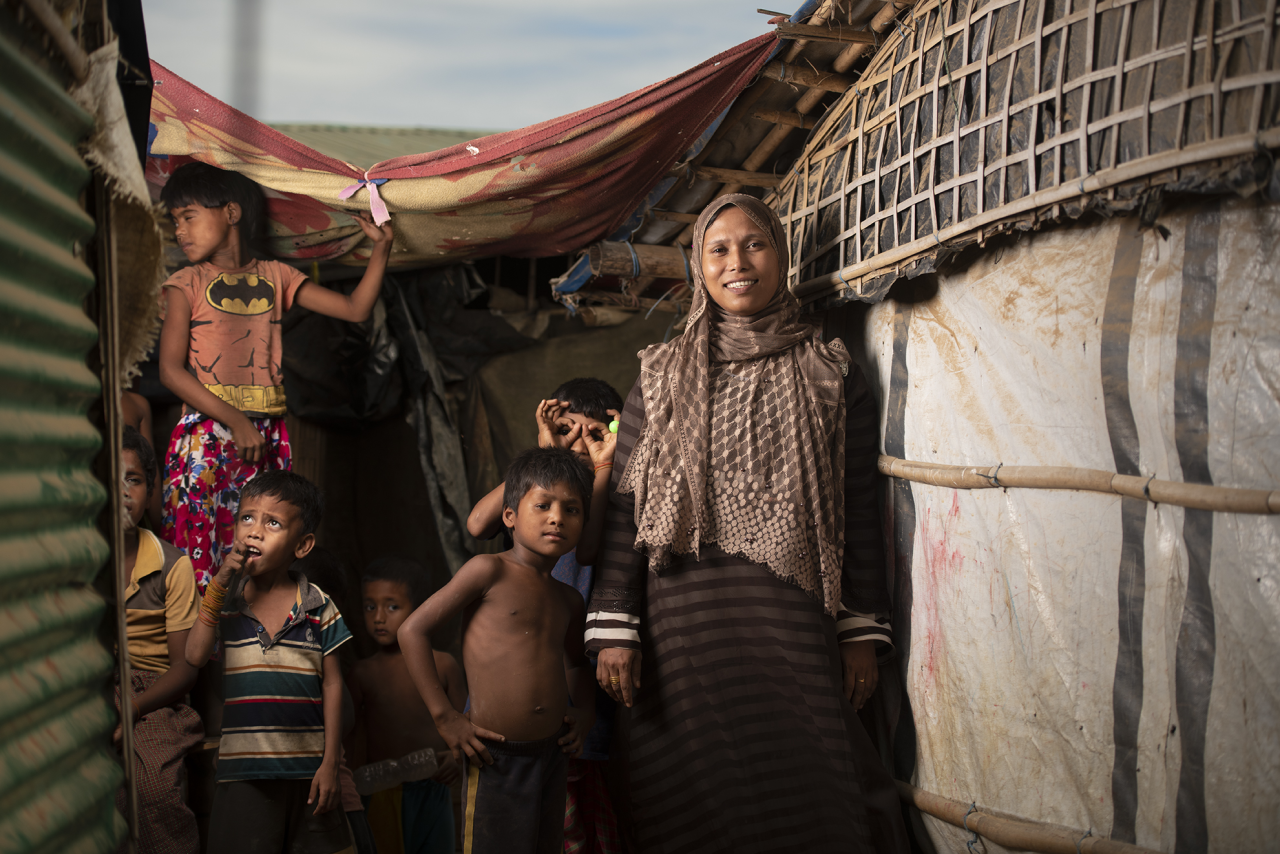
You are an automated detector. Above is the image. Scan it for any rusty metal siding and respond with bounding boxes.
[0,22,123,854]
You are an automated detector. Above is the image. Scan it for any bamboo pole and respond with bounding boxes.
[762,60,858,93]
[588,242,690,280]
[776,20,881,43]
[754,110,820,129]
[19,0,89,81]
[897,781,1163,854]
[878,455,1280,514]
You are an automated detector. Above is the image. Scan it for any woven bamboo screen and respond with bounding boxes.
[771,0,1280,304]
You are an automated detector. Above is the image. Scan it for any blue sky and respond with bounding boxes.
[141,0,779,131]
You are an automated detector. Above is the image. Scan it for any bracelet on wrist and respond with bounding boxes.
[594,462,613,472]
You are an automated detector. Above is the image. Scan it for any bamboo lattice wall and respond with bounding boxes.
[771,0,1280,304]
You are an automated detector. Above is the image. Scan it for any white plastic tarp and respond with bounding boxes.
[853,194,1279,853]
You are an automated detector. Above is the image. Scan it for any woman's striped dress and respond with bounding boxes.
[586,365,908,854]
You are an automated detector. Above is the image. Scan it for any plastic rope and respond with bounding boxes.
[1077,828,1093,854]
[963,803,982,853]
[626,242,641,280]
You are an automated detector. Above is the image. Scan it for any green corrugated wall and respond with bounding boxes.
[0,22,126,854]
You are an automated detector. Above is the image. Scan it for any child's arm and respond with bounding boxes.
[113,630,199,744]
[431,651,468,785]
[574,413,619,566]
[558,591,595,757]
[437,651,468,713]
[159,291,270,463]
[466,483,505,540]
[184,546,247,667]
[293,214,394,322]
[398,558,505,766]
[309,652,344,815]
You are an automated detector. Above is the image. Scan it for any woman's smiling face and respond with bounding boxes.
[700,205,781,317]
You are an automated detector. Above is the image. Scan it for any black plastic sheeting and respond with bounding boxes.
[281,266,537,572]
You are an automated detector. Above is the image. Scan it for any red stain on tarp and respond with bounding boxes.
[919,493,965,684]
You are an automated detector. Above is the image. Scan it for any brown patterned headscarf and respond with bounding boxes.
[617,194,851,616]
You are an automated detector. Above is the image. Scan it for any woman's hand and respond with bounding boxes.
[840,641,879,710]
[229,415,267,465]
[597,648,641,708]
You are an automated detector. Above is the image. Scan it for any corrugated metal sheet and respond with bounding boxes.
[0,22,123,854]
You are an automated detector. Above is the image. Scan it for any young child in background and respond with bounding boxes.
[348,557,466,854]
[117,426,203,854]
[401,448,596,854]
[158,161,395,592]
[294,546,377,854]
[466,378,625,853]
[185,470,353,854]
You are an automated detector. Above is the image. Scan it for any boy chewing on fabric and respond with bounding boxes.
[400,447,596,854]
[185,470,354,854]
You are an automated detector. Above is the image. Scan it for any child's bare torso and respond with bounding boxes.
[355,651,449,761]
[462,554,574,742]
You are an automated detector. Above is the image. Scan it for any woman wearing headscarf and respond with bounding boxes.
[585,195,908,853]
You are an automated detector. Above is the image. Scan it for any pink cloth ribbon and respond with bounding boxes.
[338,172,390,225]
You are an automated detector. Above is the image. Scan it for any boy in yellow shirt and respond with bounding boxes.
[117,425,203,853]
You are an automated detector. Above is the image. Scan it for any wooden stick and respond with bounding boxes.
[651,210,700,223]
[20,0,89,81]
[762,60,858,93]
[690,165,782,187]
[754,110,819,129]
[878,456,1280,514]
[776,21,881,44]
[897,781,1164,854]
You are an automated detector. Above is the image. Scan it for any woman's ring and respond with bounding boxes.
[609,677,620,684]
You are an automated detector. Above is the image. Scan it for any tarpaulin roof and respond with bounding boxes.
[146,33,777,266]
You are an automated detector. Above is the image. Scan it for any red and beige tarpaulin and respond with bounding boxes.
[146,33,777,266]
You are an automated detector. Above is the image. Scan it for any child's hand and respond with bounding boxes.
[558,709,593,757]
[308,760,341,815]
[581,412,619,470]
[213,543,247,589]
[535,399,569,449]
[437,710,504,767]
[229,415,267,465]
[431,751,462,786]
[354,211,394,249]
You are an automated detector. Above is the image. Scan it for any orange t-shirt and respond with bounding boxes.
[163,259,307,417]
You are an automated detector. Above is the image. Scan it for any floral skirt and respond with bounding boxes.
[161,413,290,594]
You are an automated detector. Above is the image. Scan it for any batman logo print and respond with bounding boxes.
[205,272,276,316]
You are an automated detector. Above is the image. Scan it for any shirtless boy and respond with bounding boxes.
[349,557,466,854]
[399,447,596,854]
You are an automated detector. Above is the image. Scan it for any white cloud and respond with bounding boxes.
[142,0,778,130]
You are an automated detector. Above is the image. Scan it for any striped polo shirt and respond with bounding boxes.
[216,572,350,782]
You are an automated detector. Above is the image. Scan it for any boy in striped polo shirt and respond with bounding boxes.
[185,470,354,854]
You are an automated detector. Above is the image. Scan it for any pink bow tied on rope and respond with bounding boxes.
[338,172,391,225]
